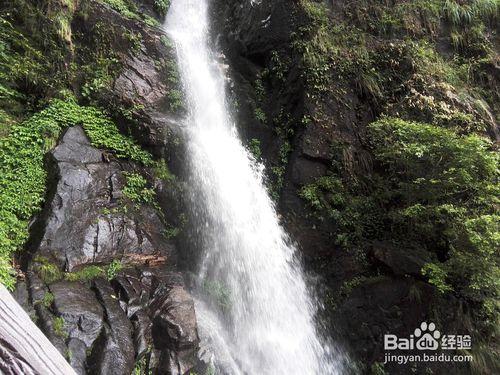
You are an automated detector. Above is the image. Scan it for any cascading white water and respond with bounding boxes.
[165,1,344,374]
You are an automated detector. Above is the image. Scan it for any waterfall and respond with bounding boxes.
[164,1,344,374]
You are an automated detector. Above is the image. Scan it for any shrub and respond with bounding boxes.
[367,118,498,316]
[248,138,262,160]
[301,117,499,320]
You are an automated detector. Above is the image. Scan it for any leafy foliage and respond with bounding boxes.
[301,117,499,322]
[106,259,123,280]
[38,292,55,308]
[100,0,161,27]
[0,1,73,125]
[154,0,171,17]
[248,138,262,160]
[81,107,152,165]
[123,172,156,204]
[203,279,231,311]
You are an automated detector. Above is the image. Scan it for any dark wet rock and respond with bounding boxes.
[73,1,184,158]
[32,126,174,272]
[19,124,199,374]
[290,157,328,186]
[371,242,436,277]
[11,281,35,321]
[131,309,153,358]
[150,276,199,375]
[335,277,470,374]
[89,280,135,375]
[67,338,87,375]
[51,281,104,348]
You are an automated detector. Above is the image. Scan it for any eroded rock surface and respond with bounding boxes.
[20,127,199,374]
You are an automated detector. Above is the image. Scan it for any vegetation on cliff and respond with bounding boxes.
[288,0,499,372]
[0,0,162,288]
[223,0,497,371]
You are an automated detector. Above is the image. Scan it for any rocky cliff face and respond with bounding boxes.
[211,0,499,374]
[3,0,201,374]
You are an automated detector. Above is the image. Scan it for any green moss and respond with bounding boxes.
[63,260,123,282]
[64,265,105,282]
[53,316,68,339]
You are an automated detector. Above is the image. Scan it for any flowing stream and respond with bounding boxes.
[165,1,343,374]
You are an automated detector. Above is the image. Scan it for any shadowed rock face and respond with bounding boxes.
[72,1,185,158]
[211,1,495,374]
[18,127,199,375]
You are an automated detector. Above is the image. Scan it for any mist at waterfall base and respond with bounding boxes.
[165,1,346,373]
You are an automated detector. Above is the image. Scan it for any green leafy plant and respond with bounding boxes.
[35,257,63,284]
[106,259,123,280]
[254,108,267,123]
[100,0,141,20]
[123,172,156,204]
[154,0,171,16]
[248,138,262,160]
[167,89,184,112]
[39,292,55,308]
[153,159,175,182]
[203,279,231,311]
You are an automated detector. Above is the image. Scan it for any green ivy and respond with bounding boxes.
[106,259,123,280]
